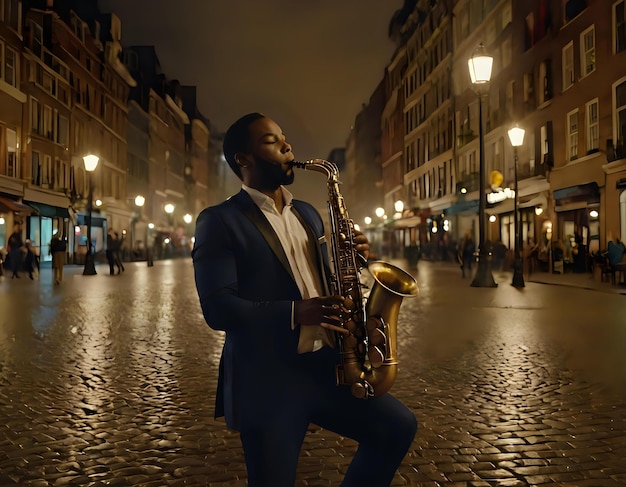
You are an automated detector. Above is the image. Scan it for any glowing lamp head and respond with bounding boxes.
[83,154,99,172]
[467,44,493,85]
[507,126,526,147]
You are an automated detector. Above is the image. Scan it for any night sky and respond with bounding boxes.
[98,0,403,159]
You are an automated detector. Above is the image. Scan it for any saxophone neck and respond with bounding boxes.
[292,159,339,181]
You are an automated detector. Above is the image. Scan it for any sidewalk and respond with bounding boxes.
[526,268,626,295]
[390,257,626,296]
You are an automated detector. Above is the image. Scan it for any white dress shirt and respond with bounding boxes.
[242,185,334,353]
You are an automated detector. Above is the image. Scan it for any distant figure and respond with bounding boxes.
[106,229,116,275]
[113,232,125,274]
[492,240,507,271]
[459,233,476,278]
[7,222,25,279]
[50,233,67,285]
[24,240,39,280]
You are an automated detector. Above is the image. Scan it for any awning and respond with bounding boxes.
[76,214,107,227]
[0,195,34,215]
[553,182,599,201]
[443,200,479,216]
[25,201,70,218]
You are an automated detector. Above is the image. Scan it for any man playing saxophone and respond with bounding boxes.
[192,113,416,486]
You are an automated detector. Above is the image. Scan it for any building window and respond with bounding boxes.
[586,99,599,153]
[615,0,626,53]
[580,26,595,77]
[541,122,554,166]
[525,12,535,50]
[564,0,587,22]
[5,128,17,178]
[3,45,17,87]
[562,42,574,91]
[31,98,40,135]
[31,151,41,185]
[32,21,43,58]
[57,114,68,146]
[43,105,53,140]
[614,79,626,155]
[42,155,51,186]
[539,59,553,104]
[567,109,579,161]
[1,0,20,31]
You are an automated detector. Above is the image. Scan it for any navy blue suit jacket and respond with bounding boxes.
[192,189,339,431]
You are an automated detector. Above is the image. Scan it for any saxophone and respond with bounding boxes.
[293,159,419,399]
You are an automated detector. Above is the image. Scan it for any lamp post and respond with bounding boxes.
[133,194,149,265]
[147,222,154,266]
[508,125,526,288]
[82,154,99,275]
[468,44,497,288]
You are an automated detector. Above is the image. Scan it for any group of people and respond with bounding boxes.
[3,222,40,280]
[106,229,125,275]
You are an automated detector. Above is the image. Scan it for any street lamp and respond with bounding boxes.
[508,125,526,288]
[468,44,497,288]
[134,194,152,267]
[82,154,99,275]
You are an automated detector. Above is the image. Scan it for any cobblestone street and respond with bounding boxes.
[1,259,625,486]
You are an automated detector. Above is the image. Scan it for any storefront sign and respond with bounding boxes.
[487,187,515,204]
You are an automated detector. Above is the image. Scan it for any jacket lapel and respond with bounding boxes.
[231,190,295,283]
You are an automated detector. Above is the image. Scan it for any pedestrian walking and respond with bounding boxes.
[113,232,125,274]
[50,233,67,285]
[192,113,416,487]
[106,229,116,275]
[7,222,25,279]
[23,240,39,280]
[459,232,476,278]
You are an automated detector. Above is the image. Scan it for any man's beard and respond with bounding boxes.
[254,155,295,189]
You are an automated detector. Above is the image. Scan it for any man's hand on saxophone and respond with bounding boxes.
[351,229,370,262]
[294,296,351,335]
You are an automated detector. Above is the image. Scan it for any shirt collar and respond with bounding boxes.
[242,184,293,213]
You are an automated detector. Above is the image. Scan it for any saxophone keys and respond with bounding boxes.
[343,297,355,310]
[366,316,384,332]
[369,327,386,347]
[368,346,385,369]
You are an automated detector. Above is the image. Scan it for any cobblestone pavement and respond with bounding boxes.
[1,259,625,486]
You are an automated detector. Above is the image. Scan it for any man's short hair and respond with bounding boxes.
[222,112,265,180]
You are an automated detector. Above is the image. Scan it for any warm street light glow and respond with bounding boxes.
[183,213,193,224]
[354,224,361,231]
[394,200,404,213]
[489,215,496,223]
[467,44,493,85]
[375,207,385,218]
[83,154,99,172]
[508,125,526,147]
[135,195,145,207]
[535,207,544,216]
[468,43,496,288]
[95,199,102,207]
[509,124,526,288]
[364,216,372,225]
[148,222,155,229]
[82,154,99,276]
[589,209,599,218]
[164,203,175,214]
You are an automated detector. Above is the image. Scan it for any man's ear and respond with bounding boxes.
[235,153,250,169]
